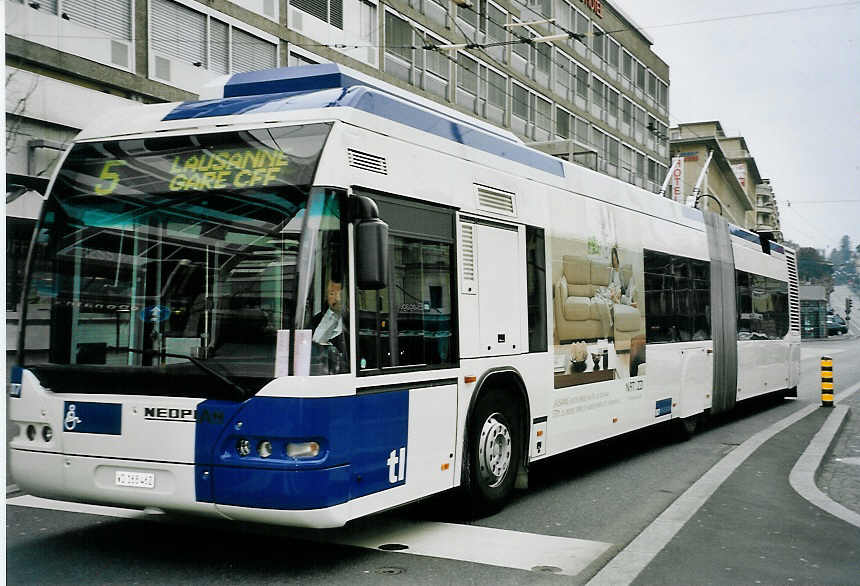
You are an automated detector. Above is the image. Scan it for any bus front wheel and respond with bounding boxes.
[466,393,521,516]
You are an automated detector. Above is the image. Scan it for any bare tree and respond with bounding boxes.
[6,69,39,155]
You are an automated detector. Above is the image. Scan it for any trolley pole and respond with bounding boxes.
[821,356,834,407]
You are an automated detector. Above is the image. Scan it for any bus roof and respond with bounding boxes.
[79,64,566,179]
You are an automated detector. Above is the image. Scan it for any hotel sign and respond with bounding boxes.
[580,0,602,17]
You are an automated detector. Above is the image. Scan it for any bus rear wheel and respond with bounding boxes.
[466,393,521,516]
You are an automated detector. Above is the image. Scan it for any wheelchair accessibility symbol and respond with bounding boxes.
[64,404,82,431]
[140,305,171,323]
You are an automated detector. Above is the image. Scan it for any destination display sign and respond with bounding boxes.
[59,123,332,199]
[92,148,291,196]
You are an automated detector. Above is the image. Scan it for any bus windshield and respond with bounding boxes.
[20,123,340,396]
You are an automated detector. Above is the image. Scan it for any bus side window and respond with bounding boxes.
[354,191,457,374]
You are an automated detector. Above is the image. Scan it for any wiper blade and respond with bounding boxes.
[127,348,247,401]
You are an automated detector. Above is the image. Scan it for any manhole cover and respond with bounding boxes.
[378,543,409,551]
[532,565,563,574]
[374,567,405,575]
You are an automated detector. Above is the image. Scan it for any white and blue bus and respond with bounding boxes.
[9,64,801,528]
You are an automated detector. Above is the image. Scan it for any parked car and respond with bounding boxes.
[826,314,848,336]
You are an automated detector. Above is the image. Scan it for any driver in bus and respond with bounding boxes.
[311,279,348,371]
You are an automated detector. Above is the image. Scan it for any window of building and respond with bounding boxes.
[458,52,479,95]
[607,38,620,70]
[535,41,551,78]
[485,1,507,62]
[556,106,570,139]
[575,116,589,145]
[573,8,589,51]
[635,151,645,185]
[554,0,571,35]
[591,76,605,119]
[535,95,552,137]
[384,12,450,98]
[592,127,606,170]
[622,49,633,80]
[575,63,588,101]
[658,79,668,109]
[289,50,320,66]
[512,82,529,121]
[151,0,276,75]
[232,27,278,72]
[486,67,507,123]
[636,60,646,92]
[622,97,632,126]
[292,0,344,28]
[607,135,619,167]
[355,192,457,373]
[554,51,572,100]
[647,158,658,182]
[620,144,633,183]
[592,24,605,61]
[647,70,657,99]
[65,0,132,41]
[385,11,412,62]
[607,86,619,125]
[511,20,531,61]
[458,0,479,28]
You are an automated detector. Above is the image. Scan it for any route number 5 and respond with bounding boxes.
[94,161,126,195]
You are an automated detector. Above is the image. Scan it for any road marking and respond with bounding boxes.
[789,382,860,529]
[8,494,612,576]
[586,397,834,585]
[334,519,612,576]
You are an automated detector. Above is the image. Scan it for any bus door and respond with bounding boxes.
[352,190,459,505]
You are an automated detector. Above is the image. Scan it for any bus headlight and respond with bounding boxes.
[258,440,273,458]
[236,438,251,457]
[42,426,53,442]
[286,441,320,459]
[26,425,36,441]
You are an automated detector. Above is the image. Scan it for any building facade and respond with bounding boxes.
[755,179,783,242]
[668,121,770,231]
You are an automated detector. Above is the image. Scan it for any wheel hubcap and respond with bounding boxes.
[478,413,512,488]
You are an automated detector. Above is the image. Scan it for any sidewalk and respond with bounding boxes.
[818,391,860,515]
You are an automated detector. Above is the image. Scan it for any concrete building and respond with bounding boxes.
[755,178,783,242]
[668,121,756,229]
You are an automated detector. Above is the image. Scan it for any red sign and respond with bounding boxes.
[580,0,602,17]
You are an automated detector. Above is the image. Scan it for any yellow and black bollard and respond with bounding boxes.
[821,356,834,407]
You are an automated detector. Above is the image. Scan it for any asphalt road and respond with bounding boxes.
[7,336,860,584]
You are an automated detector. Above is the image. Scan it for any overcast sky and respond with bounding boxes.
[621,0,860,255]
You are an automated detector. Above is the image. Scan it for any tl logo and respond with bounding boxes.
[387,447,407,484]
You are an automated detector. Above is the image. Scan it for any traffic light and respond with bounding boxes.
[847,298,853,317]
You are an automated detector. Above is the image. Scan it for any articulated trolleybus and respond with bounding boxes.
[10,64,801,527]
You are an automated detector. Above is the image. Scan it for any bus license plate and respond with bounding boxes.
[115,471,155,489]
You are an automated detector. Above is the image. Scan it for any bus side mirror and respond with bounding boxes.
[352,196,388,290]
